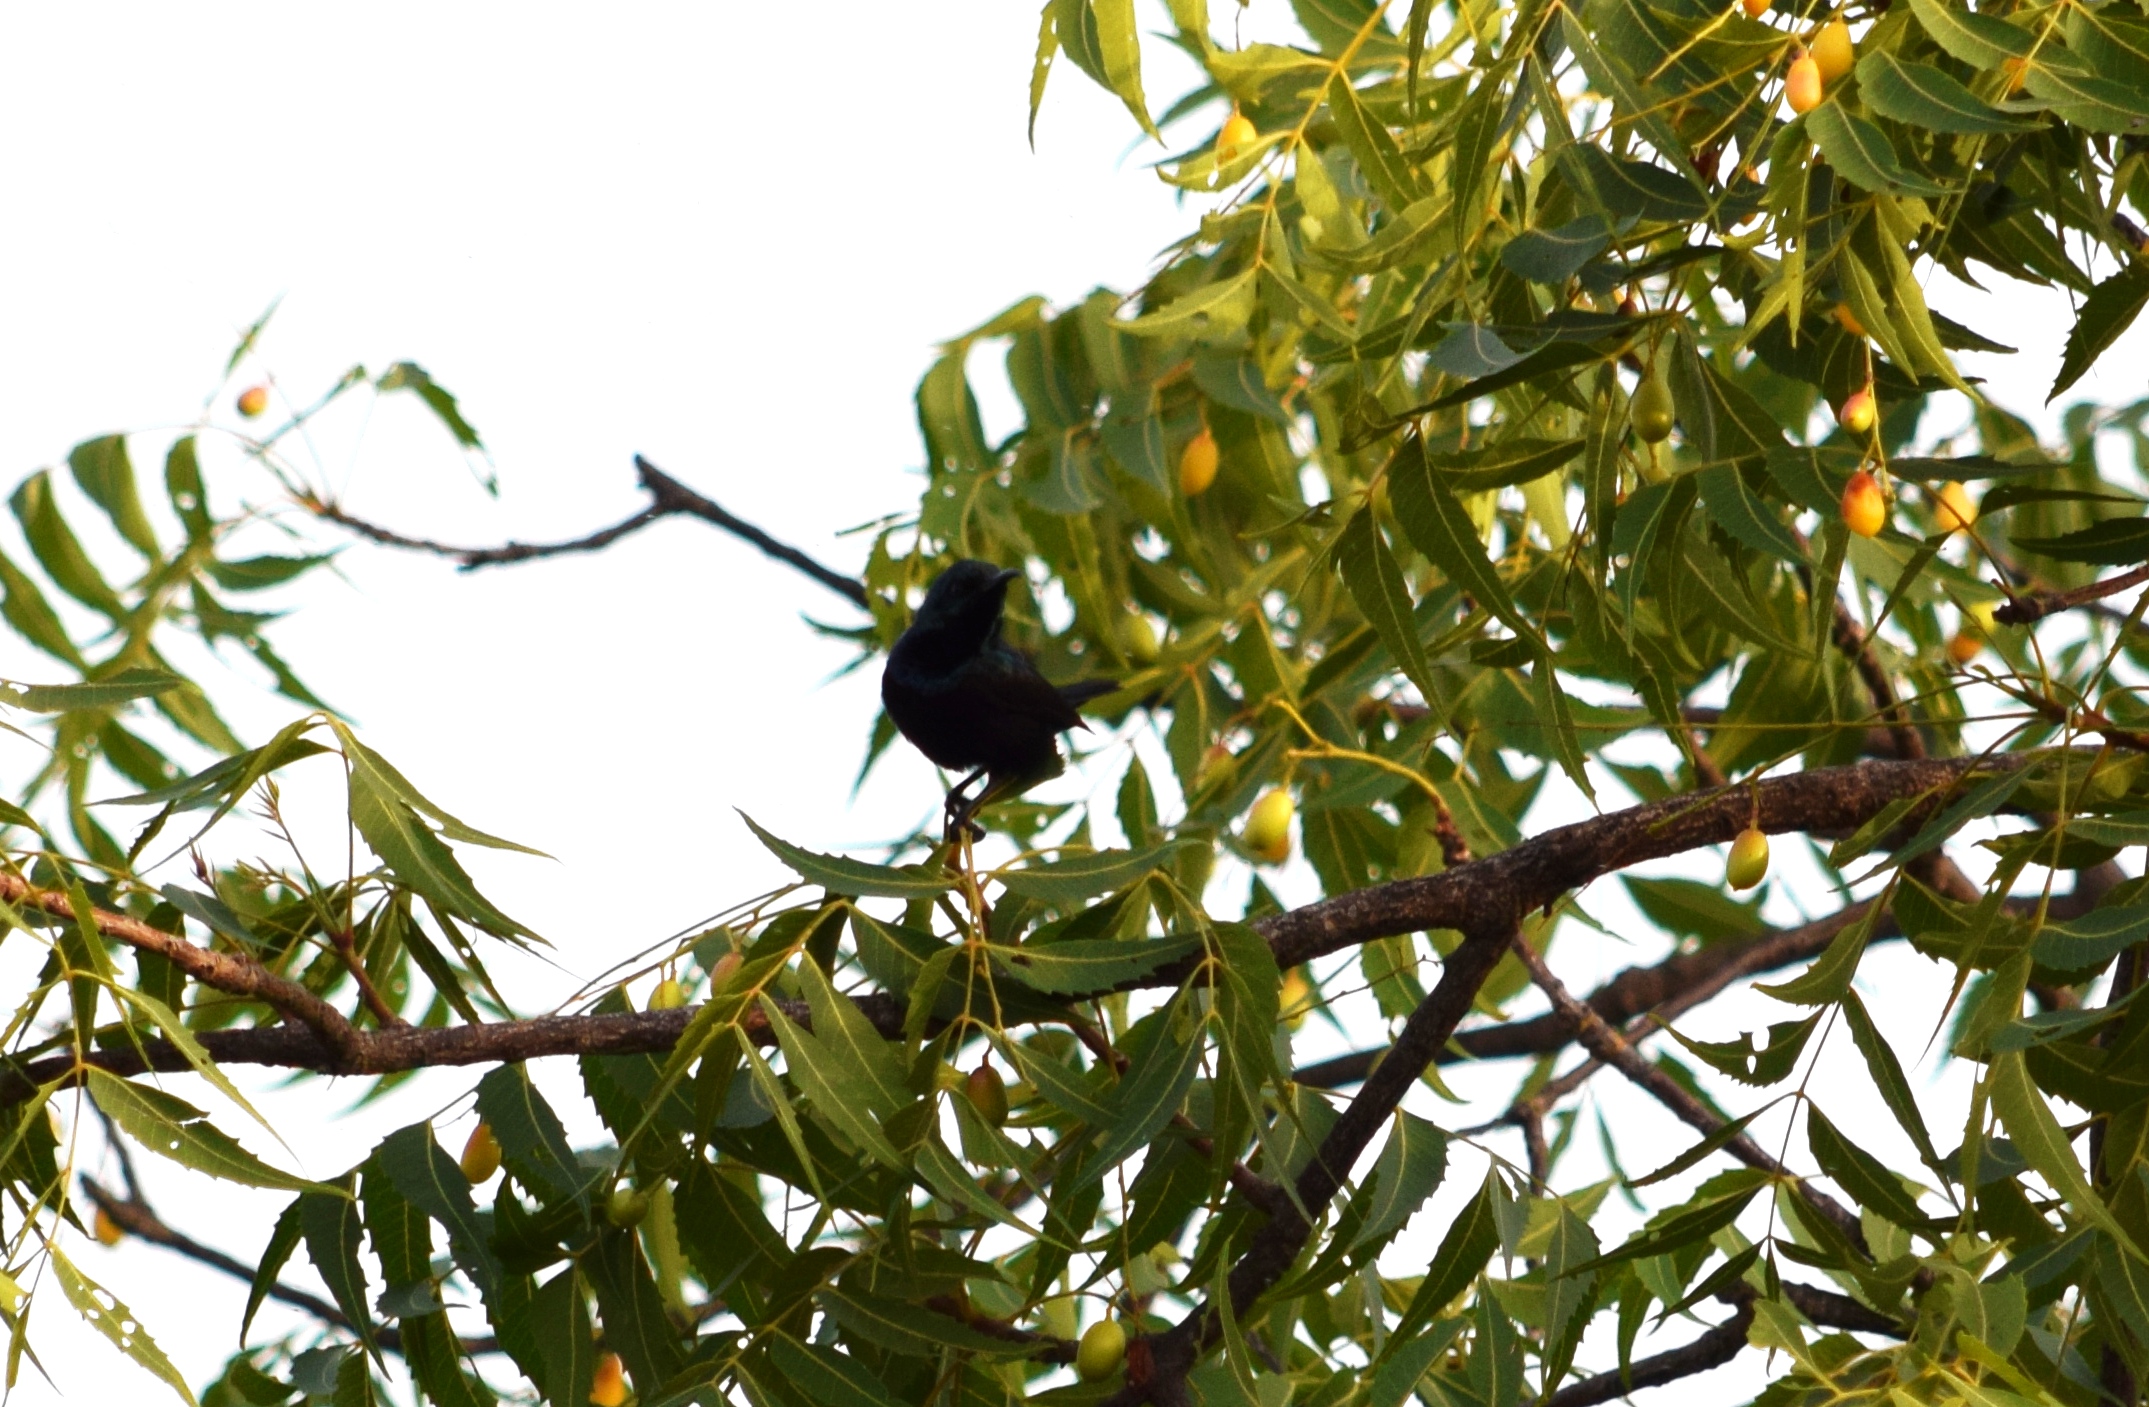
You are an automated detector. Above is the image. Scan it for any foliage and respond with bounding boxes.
[5,2,2149,1406]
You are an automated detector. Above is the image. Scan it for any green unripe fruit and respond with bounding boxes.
[1726,827,1771,891]
[965,1063,1009,1128]
[1077,1319,1128,1381]
[606,1187,650,1228]
[1125,614,1160,666]
[648,977,687,1011]
[1632,376,1676,443]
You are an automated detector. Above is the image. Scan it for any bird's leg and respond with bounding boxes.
[942,767,989,844]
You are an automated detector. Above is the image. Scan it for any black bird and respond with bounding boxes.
[881,559,1116,840]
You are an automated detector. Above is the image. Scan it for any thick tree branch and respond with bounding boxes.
[302,455,870,609]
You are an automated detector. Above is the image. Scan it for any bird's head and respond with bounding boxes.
[912,559,1021,644]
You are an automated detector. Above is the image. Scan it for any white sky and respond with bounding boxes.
[0,4,2140,1404]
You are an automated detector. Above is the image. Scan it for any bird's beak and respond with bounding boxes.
[993,568,1022,588]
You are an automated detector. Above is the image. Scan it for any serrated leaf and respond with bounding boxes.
[1856,51,2038,133]
[2012,516,2149,565]
[1500,214,1615,284]
[1091,0,1159,138]
[1337,504,1442,705]
[1697,464,1805,563]
[995,841,1188,902]
[2030,903,2149,970]
[988,934,1201,994]
[1389,439,1544,649]
[770,1335,900,1407]
[1989,1049,2137,1250]
[1387,1174,1503,1349]
[1117,269,1258,341]
[475,1064,590,1204]
[1808,1105,1930,1227]
[85,1069,319,1191]
[2049,265,2149,402]
[1841,989,1943,1176]
[1808,102,1950,196]
[1353,1112,1450,1250]
[821,1286,1024,1358]
[374,1124,501,1295]
[67,436,160,558]
[51,1245,196,1405]
[743,813,955,898]
[1426,437,1584,491]
[763,995,905,1167]
[1908,0,2033,67]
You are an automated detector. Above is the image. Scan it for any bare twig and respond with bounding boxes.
[303,455,870,610]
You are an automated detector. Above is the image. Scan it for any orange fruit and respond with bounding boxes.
[459,1122,502,1183]
[1786,54,1824,113]
[93,1208,124,1246]
[235,385,269,418]
[1179,429,1220,496]
[1742,0,1770,16]
[965,1064,1009,1128]
[1832,303,1868,338]
[591,1352,627,1407]
[1841,470,1886,537]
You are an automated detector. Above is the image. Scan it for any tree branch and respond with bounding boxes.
[1993,562,2149,627]
[301,455,870,610]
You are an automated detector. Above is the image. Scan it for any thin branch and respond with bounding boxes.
[1509,933,1866,1249]
[1831,601,1925,761]
[1542,1297,1754,1407]
[1994,562,2149,627]
[302,455,870,610]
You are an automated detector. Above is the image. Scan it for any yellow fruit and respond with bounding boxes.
[591,1352,627,1407]
[93,1207,124,1246]
[1125,614,1160,666]
[1832,303,1867,339]
[965,1064,1009,1128]
[459,1122,502,1183]
[1243,788,1295,865]
[2002,55,2029,94]
[1841,470,1886,538]
[1180,429,1220,496]
[1726,827,1771,890]
[1216,112,1258,166]
[647,977,687,1011]
[606,1187,650,1228]
[1812,20,1855,82]
[1077,1320,1128,1382]
[1742,0,1770,16]
[1934,481,1976,534]
[1632,375,1676,443]
[1786,54,1824,113]
[235,385,269,418]
[1839,388,1876,436]
[1280,968,1315,1030]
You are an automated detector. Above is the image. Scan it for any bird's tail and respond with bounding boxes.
[1058,679,1119,709]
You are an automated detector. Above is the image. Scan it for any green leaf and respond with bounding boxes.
[796,957,908,1115]
[988,934,1201,994]
[1621,876,1764,944]
[1387,1173,1503,1349]
[1389,439,1544,649]
[374,1124,501,1295]
[1662,1010,1824,1086]
[85,1069,320,1191]
[1337,505,1442,706]
[301,1181,376,1353]
[1855,52,2038,133]
[770,1335,899,1407]
[1500,215,1615,285]
[995,841,1188,902]
[1629,1102,1778,1187]
[338,728,536,939]
[2030,903,2149,971]
[583,1226,687,1391]
[165,435,212,539]
[1328,73,1426,213]
[2050,265,2149,402]
[1565,1182,1763,1275]
[0,545,84,667]
[1028,2,1058,148]
[67,436,160,558]
[2012,516,2149,565]
[1841,989,1943,1176]
[11,470,124,618]
[764,995,905,1167]
[1697,464,1805,563]
[2020,60,2149,135]
[4,667,184,713]
[1808,1105,1930,1228]
[1807,102,1950,196]
[743,813,955,898]
[1757,897,1877,1004]
[1908,0,2032,67]
[821,1286,1024,1358]
[50,1245,196,1405]
[1353,1112,1450,1250]
[1116,269,1258,341]
[1989,1048,2136,1249]
[1090,0,1160,139]
[1076,1008,1204,1189]
[1425,438,1585,491]
[475,1064,590,1204]
[375,362,486,453]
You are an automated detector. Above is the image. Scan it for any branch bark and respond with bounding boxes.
[1993,562,2149,627]
[302,455,869,609]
